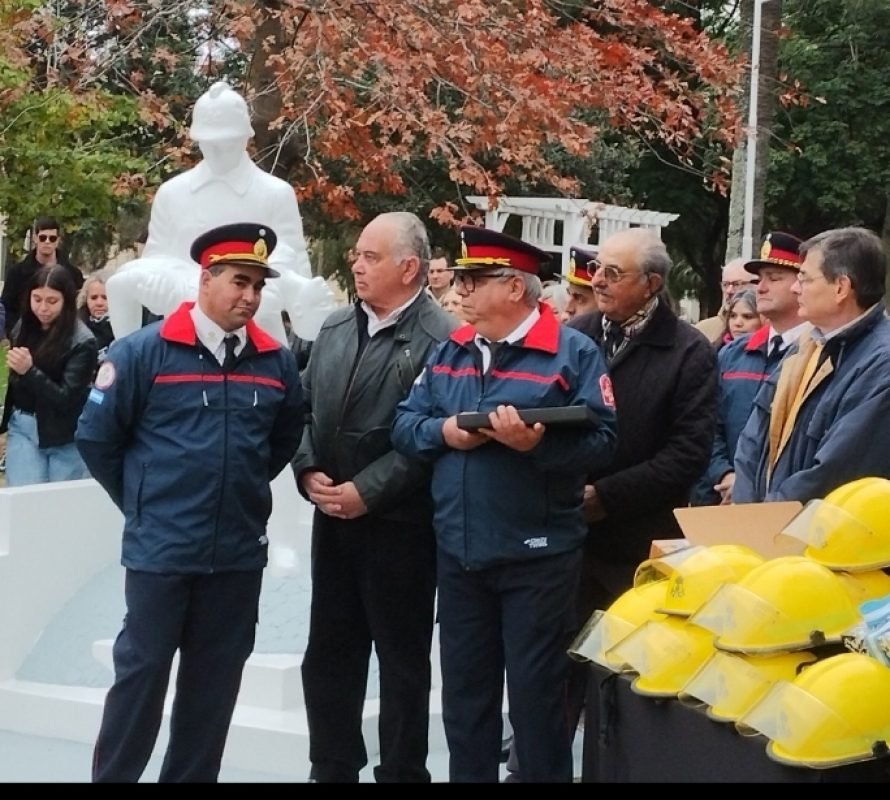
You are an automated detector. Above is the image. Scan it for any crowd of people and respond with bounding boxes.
[1,207,889,783]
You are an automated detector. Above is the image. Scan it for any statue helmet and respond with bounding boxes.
[189,81,255,142]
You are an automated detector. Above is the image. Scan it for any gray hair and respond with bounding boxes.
[540,280,568,314]
[636,231,673,281]
[76,267,115,309]
[728,287,758,315]
[800,227,886,309]
[377,211,432,284]
[501,267,542,308]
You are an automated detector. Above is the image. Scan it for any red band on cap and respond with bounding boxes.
[465,244,541,274]
[567,265,593,286]
[765,247,801,265]
[199,239,256,268]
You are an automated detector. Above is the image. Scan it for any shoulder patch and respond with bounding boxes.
[599,373,616,409]
[95,361,116,390]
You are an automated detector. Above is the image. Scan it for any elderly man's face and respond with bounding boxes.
[721,260,758,305]
[592,232,660,323]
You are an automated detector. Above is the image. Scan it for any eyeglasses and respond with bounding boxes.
[794,272,828,287]
[592,261,647,285]
[37,234,58,243]
[721,279,759,290]
[453,271,510,293]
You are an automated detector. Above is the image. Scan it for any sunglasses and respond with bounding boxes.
[37,233,59,243]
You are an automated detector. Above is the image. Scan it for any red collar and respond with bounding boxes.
[450,302,560,353]
[160,302,282,353]
[745,324,771,352]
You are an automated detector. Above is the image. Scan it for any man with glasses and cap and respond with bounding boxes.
[697,231,810,506]
[392,225,618,783]
[76,222,304,782]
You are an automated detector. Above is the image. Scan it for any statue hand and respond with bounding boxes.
[136,269,195,316]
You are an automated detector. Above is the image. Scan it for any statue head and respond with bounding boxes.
[189,81,255,144]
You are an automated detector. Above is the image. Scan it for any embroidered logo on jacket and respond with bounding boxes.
[524,537,548,549]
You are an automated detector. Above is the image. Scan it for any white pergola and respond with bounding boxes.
[466,196,679,278]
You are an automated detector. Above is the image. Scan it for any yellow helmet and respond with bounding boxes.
[737,653,890,768]
[567,580,668,672]
[679,649,818,723]
[837,569,890,606]
[689,556,879,654]
[634,544,765,617]
[781,478,890,571]
[605,616,715,698]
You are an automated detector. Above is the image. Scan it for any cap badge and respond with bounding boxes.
[761,238,772,260]
[254,238,268,260]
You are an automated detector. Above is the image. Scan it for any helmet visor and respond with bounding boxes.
[633,545,704,587]
[689,583,782,650]
[782,499,874,551]
[606,619,713,696]
[737,680,880,767]
[681,650,817,724]
[568,610,636,671]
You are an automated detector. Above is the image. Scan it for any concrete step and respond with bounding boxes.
[0,677,447,779]
[93,639,305,710]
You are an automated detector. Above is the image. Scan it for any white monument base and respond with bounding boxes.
[0,472,446,779]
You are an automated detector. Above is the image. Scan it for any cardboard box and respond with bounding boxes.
[649,501,805,560]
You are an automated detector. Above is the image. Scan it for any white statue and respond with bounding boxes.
[106,81,337,345]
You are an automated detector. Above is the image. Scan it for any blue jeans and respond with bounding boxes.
[5,408,90,487]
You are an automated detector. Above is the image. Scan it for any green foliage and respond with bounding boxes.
[766,0,890,236]
[0,81,150,268]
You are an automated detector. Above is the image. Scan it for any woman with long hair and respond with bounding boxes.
[726,288,762,340]
[0,265,98,485]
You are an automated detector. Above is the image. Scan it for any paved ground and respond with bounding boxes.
[0,558,583,782]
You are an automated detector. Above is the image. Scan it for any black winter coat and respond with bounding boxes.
[292,291,458,524]
[1,319,98,447]
[569,300,718,566]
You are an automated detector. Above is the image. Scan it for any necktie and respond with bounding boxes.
[768,334,784,363]
[222,334,238,372]
[485,340,502,373]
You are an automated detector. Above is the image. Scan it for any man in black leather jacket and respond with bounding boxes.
[291,211,458,783]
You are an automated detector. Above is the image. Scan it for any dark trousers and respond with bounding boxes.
[92,569,263,783]
[301,512,437,783]
[437,547,582,783]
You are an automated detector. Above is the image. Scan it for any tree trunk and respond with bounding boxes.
[725,0,783,262]
[245,1,302,180]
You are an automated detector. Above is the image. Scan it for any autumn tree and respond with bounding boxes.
[231,0,742,225]
[0,0,744,281]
